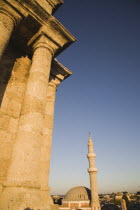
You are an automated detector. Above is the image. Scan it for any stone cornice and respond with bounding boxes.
[51,59,72,82]
[47,0,64,14]
[4,0,63,24]
[29,34,57,55]
[2,0,28,17]
[3,0,76,56]
[0,3,22,26]
[28,20,76,56]
[43,16,76,56]
[33,0,64,14]
[48,59,72,88]
[4,0,75,45]
[28,31,60,56]
[4,0,50,25]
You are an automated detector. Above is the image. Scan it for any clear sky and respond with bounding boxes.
[49,0,140,195]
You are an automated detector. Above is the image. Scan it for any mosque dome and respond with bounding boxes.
[64,186,91,201]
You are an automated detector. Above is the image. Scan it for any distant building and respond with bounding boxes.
[59,135,100,210]
[115,192,123,201]
[136,191,140,202]
[59,186,91,210]
[101,204,120,210]
[114,192,130,205]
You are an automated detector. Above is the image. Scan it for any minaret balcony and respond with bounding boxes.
[87,153,96,158]
[88,167,98,173]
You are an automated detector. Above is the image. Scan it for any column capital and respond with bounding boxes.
[27,15,76,57]
[49,77,61,89]
[51,59,72,81]
[28,30,59,56]
[0,1,27,60]
[43,16,76,56]
[48,59,72,89]
[0,1,27,26]
[32,34,55,55]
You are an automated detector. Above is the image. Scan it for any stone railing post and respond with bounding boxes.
[0,34,59,210]
[0,3,22,60]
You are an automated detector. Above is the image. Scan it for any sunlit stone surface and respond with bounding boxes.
[0,0,75,209]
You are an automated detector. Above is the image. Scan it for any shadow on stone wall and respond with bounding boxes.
[0,41,23,106]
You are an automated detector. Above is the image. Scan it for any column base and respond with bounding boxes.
[0,187,54,210]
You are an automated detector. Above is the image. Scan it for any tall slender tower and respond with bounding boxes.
[121,199,127,210]
[87,135,100,210]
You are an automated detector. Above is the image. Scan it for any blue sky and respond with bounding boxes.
[49,0,140,195]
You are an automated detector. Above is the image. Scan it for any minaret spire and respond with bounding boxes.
[87,135,100,210]
[89,131,91,138]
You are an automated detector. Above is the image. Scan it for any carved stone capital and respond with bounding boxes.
[42,17,76,56]
[28,30,59,56]
[0,1,26,59]
[49,77,61,89]
[0,1,27,27]
[33,35,55,56]
[51,59,72,82]
[27,16,76,56]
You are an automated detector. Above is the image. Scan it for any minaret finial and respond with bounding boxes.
[89,131,91,138]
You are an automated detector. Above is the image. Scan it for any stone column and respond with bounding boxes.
[40,77,60,188]
[0,4,21,60]
[0,55,31,193]
[121,199,127,210]
[39,60,72,200]
[0,34,58,210]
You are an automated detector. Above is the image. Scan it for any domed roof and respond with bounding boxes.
[64,186,91,201]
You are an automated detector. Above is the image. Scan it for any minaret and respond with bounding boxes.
[87,135,100,210]
[121,199,127,210]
